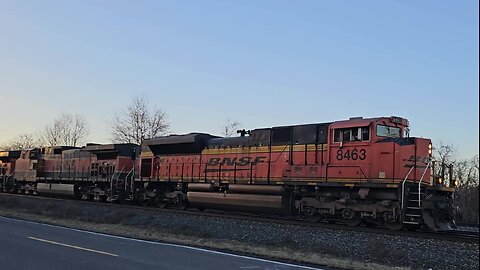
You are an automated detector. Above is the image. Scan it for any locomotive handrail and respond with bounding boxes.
[2,171,14,187]
[110,166,126,194]
[417,159,433,207]
[401,165,416,210]
[111,166,126,181]
[6,171,15,183]
[125,167,134,191]
[271,145,290,162]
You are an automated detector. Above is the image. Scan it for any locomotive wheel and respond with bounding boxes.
[300,207,321,223]
[175,194,188,210]
[154,195,168,208]
[157,201,168,208]
[345,217,362,227]
[342,209,361,227]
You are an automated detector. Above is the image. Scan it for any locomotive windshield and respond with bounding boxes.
[376,125,401,138]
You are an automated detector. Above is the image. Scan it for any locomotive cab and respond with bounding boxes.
[328,116,414,183]
[328,116,454,231]
[14,148,41,181]
[0,150,21,192]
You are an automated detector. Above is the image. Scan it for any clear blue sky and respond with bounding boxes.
[0,1,478,158]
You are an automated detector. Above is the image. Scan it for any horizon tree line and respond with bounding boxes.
[0,96,240,148]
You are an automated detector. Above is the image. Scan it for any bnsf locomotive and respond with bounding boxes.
[0,116,456,231]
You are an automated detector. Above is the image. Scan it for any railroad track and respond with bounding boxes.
[0,192,478,244]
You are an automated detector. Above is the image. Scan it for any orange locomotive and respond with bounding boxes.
[0,116,456,231]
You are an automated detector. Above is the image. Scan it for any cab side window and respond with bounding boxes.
[342,129,351,142]
[334,129,342,142]
[333,127,370,142]
[361,127,370,141]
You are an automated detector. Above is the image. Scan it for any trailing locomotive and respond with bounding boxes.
[0,116,456,231]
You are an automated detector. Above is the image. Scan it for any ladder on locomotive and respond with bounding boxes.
[1,171,15,192]
[109,167,135,202]
[401,159,432,225]
[402,184,424,225]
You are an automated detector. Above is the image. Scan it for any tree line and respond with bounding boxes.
[433,144,479,224]
[2,95,241,150]
[0,97,170,149]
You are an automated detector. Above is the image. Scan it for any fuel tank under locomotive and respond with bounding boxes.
[187,184,292,214]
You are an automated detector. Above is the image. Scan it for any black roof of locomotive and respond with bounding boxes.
[208,122,333,148]
[207,136,250,148]
[143,121,335,153]
[144,133,220,155]
[84,143,139,157]
[218,123,331,147]
[0,150,21,161]
[144,133,218,146]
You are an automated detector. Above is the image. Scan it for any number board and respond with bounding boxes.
[336,148,366,161]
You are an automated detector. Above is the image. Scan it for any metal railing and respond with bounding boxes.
[2,171,15,192]
[401,165,416,210]
[417,159,433,207]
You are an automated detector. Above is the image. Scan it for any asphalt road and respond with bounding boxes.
[0,216,321,270]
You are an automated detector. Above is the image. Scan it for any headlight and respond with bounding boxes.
[454,180,459,186]
[428,144,432,150]
[438,178,443,184]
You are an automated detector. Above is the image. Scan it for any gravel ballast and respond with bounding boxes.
[0,194,478,270]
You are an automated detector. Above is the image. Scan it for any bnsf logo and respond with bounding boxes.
[407,156,430,164]
[207,156,267,166]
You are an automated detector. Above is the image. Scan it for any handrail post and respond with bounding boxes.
[417,159,432,207]
[191,161,194,182]
[204,163,207,182]
[218,163,222,183]
[249,163,253,184]
[401,165,416,210]
[181,163,185,182]
[233,163,237,184]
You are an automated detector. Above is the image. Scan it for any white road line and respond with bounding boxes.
[28,236,118,257]
[1,216,320,270]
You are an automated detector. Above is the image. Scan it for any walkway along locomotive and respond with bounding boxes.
[0,116,456,231]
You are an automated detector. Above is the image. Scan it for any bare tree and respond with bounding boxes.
[464,155,479,187]
[431,142,479,224]
[453,155,479,224]
[433,143,456,166]
[222,119,241,137]
[41,114,89,146]
[111,96,169,145]
[0,133,39,150]
[432,142,457,185]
